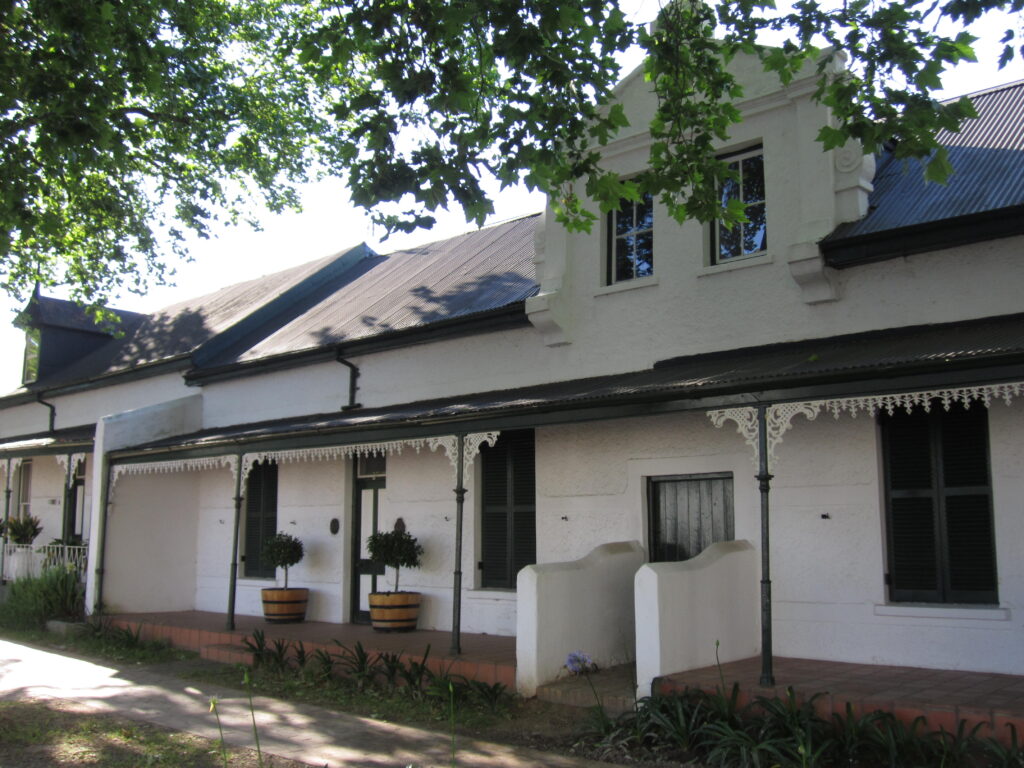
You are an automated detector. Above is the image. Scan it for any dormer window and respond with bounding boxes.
[711,147,767,264]
[21,326,40,385]
[606,192,654,284]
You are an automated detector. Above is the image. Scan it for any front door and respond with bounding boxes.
[350,456,387,624]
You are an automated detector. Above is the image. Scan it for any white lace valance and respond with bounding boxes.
[709,381,1024,466]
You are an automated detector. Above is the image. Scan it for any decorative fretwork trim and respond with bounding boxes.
[110,432,502,492]
[55,452,88,487]
[709,381,1024,466]
[111,455,239,488]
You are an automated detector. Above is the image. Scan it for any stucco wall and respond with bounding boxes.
[0,373,190,439]
[763,402,1024,675]
[103,473,199,612]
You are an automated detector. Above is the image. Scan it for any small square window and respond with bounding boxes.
[606,192,654,284]
[710,148,767,264]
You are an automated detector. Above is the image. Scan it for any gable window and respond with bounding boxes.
[881,403,997,604]
[711,147,766,264]
[22,327,40,385]
[244,461,278,579]
[606,192,654,284]
[479,430,536,589]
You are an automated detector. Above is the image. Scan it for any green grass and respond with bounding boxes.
[191,662,510,732]
[0,699,298,767]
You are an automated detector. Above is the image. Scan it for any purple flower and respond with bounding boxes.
[565,650,595,675]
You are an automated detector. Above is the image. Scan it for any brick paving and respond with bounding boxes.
[109,610,517,690]
[656,655,1024,744]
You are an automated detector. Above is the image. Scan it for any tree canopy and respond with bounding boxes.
[1,0,1020,307]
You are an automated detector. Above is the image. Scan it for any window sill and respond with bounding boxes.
[595,276,659,296]
[467,588,517,598]
[698,253,772,277]
[873,604,1009,621]
[237,577,276,586]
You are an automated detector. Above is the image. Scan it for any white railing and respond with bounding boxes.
[2,543,88,582]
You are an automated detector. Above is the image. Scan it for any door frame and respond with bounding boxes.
[349,473,386,624]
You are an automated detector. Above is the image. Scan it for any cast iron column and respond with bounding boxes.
[93,460,113,614]
[61,453,74,543]
[1,459,12,583]
[450,435,466,655]
[757,404,775,687]
[226,455,244,631]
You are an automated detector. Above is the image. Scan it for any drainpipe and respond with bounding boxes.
[336,353,362,411]
[36,393,56,433]
[450,434,466,655]
[226,453,245,631]
[757,404,775,687]
[93,459,113,614]
[1,459,12,583]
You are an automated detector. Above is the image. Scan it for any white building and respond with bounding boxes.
[2,61,1022,697]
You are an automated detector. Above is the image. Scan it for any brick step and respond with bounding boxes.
[201,643,254,665]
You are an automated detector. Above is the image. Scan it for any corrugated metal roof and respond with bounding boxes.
[30,248,359,387]
[829,79,1024,239]
[126,312,1024,454]
[235,215,539,361]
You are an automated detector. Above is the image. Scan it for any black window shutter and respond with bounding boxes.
[883,403,996,604]
[244,462,278,578]
[480,430,536,588]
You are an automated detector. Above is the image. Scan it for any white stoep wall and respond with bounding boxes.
[517,540,646,696]
[634,541,759,697]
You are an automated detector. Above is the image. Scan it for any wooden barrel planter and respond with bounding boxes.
[368,592,421,632]
[261,587,309,623]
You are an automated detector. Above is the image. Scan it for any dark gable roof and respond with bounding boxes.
[23,246,369,390]
[18,295,147,335]
[12,217,539,394]
[232,215,539,363]
[823,79,1024,265]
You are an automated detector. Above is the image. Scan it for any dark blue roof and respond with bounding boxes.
[828,79,1024,240]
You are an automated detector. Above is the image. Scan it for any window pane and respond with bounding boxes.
[743,203,767,254]
[636,194,654,231]
[887,409,932,490]
[742,154,765,202]
[720,176,739,206]
[717,222,741,261]
[635,231,653,277]
[615,235,635,282]
[615,202,634,237]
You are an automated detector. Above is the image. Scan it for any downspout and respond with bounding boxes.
[93,459,113,614]
[450,434,466,655]
[226,453,245,631]
[336,353,362,411]
[756,404,775,687]
[36,393,56,433]
[1,459,12,583]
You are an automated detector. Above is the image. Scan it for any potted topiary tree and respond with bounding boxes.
[366,517,424,631]
[259,532,309,623]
